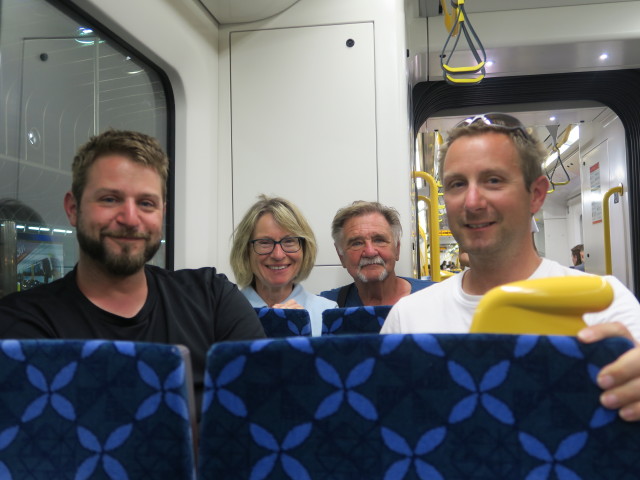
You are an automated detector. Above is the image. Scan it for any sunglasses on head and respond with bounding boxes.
[455,113,525,130]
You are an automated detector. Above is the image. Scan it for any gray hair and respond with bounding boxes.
[331,201,402,253]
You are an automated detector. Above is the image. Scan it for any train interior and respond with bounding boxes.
[1,0,639,296]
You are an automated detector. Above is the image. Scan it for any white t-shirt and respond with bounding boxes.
[381,258,640,342]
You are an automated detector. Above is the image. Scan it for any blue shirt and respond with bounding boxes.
[319,277,434,307]
[241,284,337,336]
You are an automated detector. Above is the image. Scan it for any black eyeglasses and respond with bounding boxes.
[456,113,526,131]
[250,237,303,255]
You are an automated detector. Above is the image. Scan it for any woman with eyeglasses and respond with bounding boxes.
[230,195,337,336]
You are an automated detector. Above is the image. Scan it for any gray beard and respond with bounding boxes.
[357,269,388,283]
[356,257,388,283]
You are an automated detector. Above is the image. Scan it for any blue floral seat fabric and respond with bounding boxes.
[198,334,639,480]
[322,306,392,335]
[255,308,312,337]
[0,339,195,480]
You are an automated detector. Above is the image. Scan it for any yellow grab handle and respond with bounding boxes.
[445,73,485,84]
[471,276,614,335]
[441,61,485,74]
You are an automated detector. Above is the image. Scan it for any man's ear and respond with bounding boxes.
[530,175,549,214]
[335,244,347,268]
[395,241,401,261]
[64,191,79,227]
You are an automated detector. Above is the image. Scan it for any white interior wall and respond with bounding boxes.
[606,118,632,287]
[566,195,583,263]
[579,118,631,286]
[72,0,221,270]
[229,22,378,267]
[541,200,570,266]
[217,0,411,294]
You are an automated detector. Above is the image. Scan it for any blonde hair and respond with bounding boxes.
[230,195,318,287]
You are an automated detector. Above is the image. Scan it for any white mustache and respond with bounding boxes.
[358,256,385,268]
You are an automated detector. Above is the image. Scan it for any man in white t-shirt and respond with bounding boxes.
[382,113,640,422]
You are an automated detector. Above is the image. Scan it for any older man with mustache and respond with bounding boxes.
[320,201,434,307]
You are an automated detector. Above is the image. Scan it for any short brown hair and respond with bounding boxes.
[230,195,318,287]
[571,244,584,264]
[71,129,169,203]
[331,201,402,253]
[438,122,546,191]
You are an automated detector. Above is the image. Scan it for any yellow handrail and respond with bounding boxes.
[418,195,430,207]
[603,184,624,275]
[413,171,441,282]
[417,198,430,277]
[417,225,429,277]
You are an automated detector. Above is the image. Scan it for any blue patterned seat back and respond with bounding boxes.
[322,306,392,335]
[0,339,195,480]
[255,308,312,337]
[198,334,638,480]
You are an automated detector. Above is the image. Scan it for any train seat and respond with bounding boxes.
[471,276,614,335]
[0,339,196,480]
[255,307,312,337]
[197,333,636,479]
[322,305,392,335]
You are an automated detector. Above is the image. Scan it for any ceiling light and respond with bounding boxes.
[599,53,609,61]
[549,116,556,122]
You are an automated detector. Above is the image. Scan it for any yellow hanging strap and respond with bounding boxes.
[439,0,486,85]
[546,124,572,191]
[439,0,460,37]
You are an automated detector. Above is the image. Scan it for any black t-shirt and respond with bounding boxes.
[0,265,265,410]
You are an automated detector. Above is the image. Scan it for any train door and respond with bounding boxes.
[415,104,633,290]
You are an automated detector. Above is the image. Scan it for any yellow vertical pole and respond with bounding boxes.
[602,184,624,275]
[413,171,441,282]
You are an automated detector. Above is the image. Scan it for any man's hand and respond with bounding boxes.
[578,322,640,421]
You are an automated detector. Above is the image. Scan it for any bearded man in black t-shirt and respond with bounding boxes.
[0,130,265,408]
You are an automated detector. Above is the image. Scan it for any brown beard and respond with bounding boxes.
[76,225,160,276]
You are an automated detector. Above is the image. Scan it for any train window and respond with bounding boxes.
[0,0,170,296]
